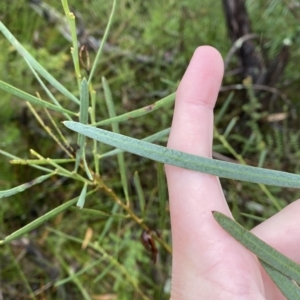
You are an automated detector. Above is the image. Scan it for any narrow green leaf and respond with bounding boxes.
[90,89,100,175]
[223,116,238,138]
[82,146,93,181]
[24,58,64,107]
[213,211,300,284]
[241,132,255,156]
[10,158,75,165]
[72,207,126,219]
[0,190,96,244]
[55,257,104,287]
[23,57,73,121]
[88,0,117,84]
[0,149,54,173]
[133,171,146,217]
[75,78,89,171]
[1,196,74,244]
[0,173,55,200]
[98,202,119,243]
[157,162,168,230]
[0,80,76,115]
[102,76,129,201]
[61,0,81,89]
[215,92,234,126]
[260,260,300,300]
[77,183,88,208]
[258,149,268,168]
[79,77,89,124]
[0,21,80,105]
[93,92,175,127]
[240,213,266,222]
[63,121,300,189]
[92,262,114,284]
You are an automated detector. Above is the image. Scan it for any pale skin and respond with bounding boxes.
[165,46,300,299]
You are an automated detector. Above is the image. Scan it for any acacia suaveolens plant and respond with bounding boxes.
[0,1,172,299]
[1,1,300,299]
[63,120,300,298]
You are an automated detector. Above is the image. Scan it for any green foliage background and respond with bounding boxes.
[1,0,300,299]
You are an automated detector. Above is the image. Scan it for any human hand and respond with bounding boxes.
[165,46,300,299]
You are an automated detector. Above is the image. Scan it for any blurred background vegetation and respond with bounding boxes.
[2,0,300,299]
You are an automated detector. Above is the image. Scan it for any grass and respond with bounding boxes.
[1,0,300,299]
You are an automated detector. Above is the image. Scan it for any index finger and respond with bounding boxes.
[165,46,233,282]
[166,46,227,217]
